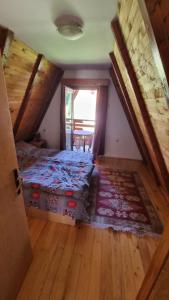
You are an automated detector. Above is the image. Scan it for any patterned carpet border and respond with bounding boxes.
[88,167,163,237]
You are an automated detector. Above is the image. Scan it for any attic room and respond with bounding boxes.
[0,0,169,299]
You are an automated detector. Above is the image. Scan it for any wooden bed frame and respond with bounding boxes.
[26,207,76,226]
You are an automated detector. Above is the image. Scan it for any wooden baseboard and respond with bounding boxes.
[26,207,76,226]
[97,155,143,163]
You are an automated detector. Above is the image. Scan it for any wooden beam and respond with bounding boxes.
[13,54,43,137]
[109,52,159,184]
[62,78,109,88]
[111,17,169,193]
[0,25,13,66]
[136,220,169,300]
[0,26,9,53]
[139,0,169,103]
[31,68,64,135]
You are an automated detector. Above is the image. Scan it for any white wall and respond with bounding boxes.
[39,85,61,149]
[105,80,141,159]
[39,69,142,159]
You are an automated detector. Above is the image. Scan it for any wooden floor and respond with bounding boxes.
[17,158,169,300]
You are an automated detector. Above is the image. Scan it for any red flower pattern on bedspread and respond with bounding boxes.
[17,148,94,221]
[31,191,40,199]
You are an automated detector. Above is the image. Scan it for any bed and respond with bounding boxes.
[16,142,94,224]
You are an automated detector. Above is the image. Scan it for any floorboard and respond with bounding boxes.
[17,158,169,300]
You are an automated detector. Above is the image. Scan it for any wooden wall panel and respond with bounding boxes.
[109,53,160,184]
[4,38,37,126]
[1,25,63,142]
[15,57,63,141]
[139,0,169,97]
[118,0,169,171]
[113,0,169,189]
[113,45,162,181]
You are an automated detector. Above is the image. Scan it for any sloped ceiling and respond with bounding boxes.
[0,0,117,68]
[111,0,169,193]
[1,29,64,141]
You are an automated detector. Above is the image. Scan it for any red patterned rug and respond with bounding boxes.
[88,167,163,236]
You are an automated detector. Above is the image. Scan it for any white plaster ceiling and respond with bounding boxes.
[0,0,118,68]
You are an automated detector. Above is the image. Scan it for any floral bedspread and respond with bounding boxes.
[16,142,94,220]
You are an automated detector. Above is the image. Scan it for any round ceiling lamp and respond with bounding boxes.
[55,15,84,40]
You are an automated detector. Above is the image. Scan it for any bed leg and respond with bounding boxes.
[75,219,82,228]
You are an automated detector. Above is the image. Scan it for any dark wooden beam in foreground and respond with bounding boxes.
[139,0,169,103]
[13,54,43,137]
[109,52,159,184]
[111,17,169,193]
[136,220,169,300]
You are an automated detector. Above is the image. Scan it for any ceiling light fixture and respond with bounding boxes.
[55,15,84,41]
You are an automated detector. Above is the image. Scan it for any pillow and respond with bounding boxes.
[15,141,37,157]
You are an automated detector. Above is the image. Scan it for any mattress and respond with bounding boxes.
[16,142,94,220]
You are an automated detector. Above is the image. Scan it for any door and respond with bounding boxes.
[65,86,74,150]
[0,55,32,299]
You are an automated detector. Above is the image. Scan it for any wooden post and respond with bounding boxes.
[111,17,169,193]
[60,84,66,150]
[13,54,43,137]
[109,52,159,184]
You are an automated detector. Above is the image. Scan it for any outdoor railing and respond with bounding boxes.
[65,118,95,152]
[66,118,95,131]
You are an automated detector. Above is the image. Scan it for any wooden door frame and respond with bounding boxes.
[61,78,109,150]
[61,78,109,90]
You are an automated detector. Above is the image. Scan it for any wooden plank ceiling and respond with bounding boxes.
[0,25,64,141]
[110,0,169,194]
[139,0,169,98]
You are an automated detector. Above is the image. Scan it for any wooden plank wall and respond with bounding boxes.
[4,38,37,125]
[0,25,63,141]
[139,0,169,95]
[15,57,63,141]
[113,0,169,189]
[109,55,160,184]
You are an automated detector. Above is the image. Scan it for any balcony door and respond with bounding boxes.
[65,86,97,152]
